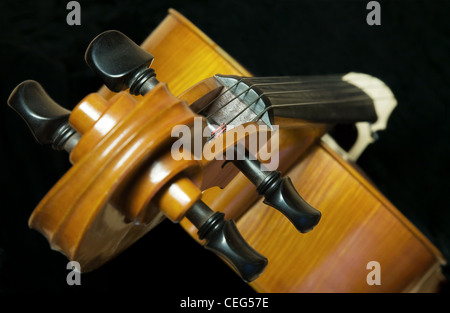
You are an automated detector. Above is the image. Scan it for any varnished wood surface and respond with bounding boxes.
[98,9,250,100]
[27,9,445,291]
[143,10,445,292]
[29,83,200,271]
[240,143,444,292]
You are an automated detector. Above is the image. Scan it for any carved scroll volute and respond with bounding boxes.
[28,83,203,271]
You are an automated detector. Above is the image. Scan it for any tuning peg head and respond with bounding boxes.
[186,200,268,282]
[199,212,268,283]
[85,30,158,95]
[262,175,321,233]
[8,80,78,151]
[232,148,321,233]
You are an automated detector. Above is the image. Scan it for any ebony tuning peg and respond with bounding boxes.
[232,147,321,233]
[84,29,316,275]
[8,80,266,282]
[185,200,268,282]
[85,30,159,96]
[8,80,80,153]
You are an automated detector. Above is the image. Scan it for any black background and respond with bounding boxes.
[0,0,449,296]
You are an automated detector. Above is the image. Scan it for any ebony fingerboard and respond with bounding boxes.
[231,75,378,124]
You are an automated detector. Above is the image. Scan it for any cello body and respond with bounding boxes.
[131,10,446,292]
[14,9,446,292]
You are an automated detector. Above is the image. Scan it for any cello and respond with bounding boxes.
[6,9,446,292]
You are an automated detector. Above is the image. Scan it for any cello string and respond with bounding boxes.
[216,84,384,127]
[251,95,393,123]
[205,82,267,119]
[205,78,384,120]
[201,75,391,138]
[205,94,393,141]
[203,76,357,119]
[197,77,244,114]
[222,87,372,126]
[199,75,326,115]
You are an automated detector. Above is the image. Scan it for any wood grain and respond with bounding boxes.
[27,9,445,291]
[239,143,444,292]
[145,10,445,292]
[29,83,200,271]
